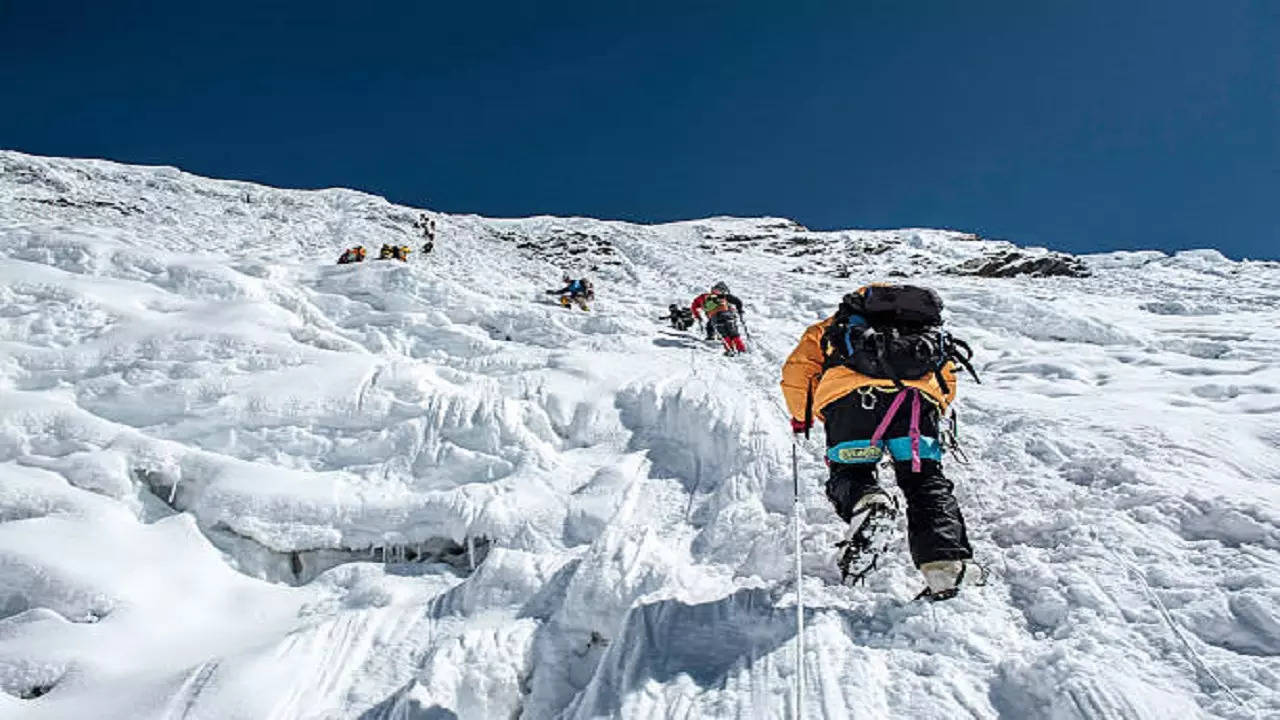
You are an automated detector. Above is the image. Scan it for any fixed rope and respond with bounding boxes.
[791,440,807,720]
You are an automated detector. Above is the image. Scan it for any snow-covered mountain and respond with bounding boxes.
[1,150,1277,719]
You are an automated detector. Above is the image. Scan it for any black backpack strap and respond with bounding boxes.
[803,375,815,440]
[819,322,843,371]
[933,367,951,397]
[949,338,981,384]
[872,331,906,389]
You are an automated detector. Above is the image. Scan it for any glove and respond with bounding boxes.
[790,418,811,434]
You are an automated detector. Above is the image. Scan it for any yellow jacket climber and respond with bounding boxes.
[780,285,958,423]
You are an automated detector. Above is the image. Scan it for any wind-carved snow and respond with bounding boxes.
[1,150,1278,719]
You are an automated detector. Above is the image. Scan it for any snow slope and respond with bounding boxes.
[1,150,1278,719]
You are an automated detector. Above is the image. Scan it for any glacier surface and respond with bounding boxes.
[1,151,1278,719]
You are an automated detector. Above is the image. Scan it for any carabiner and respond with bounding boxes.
[858,386,877,410]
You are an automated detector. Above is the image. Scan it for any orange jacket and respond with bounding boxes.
[780,316,958,423]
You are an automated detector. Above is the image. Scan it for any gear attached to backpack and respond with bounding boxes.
[820,285,980,394]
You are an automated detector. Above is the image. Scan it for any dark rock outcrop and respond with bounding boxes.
[951,250,1090,278]
[491,228,622,271]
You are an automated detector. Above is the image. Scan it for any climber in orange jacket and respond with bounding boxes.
[781,284,979,599]
[337,246,367,264]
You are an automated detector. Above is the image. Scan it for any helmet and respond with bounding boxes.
[711,281,729,293]
[668,303,679,312]
[562,274,573,283]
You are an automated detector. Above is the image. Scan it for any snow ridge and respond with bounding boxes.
[1,150,1278,719]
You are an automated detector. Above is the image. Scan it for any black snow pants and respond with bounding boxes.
[821,389,973,567]
[712,311,741,339]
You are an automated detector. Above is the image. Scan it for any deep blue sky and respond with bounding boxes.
[2,1,1276,258]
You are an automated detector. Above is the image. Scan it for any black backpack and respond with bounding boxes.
[821,285,979,395]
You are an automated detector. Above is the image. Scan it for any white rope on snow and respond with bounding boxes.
[1106,545,1253,715]
[791,440,807,720]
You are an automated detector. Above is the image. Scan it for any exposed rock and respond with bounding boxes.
[19,195,144,216]
[858,240,895,255]
[19,684,54,700]
[951,250,1090,278]
[491,228,622,271]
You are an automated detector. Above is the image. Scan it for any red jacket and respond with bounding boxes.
[691,292,743,321]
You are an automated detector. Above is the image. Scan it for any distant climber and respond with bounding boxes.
[414,213,437,250]
[692,282,746,355]
[380,244,412,262]
[780,284,981,600]
[547,274,593,311]
[690,289,720,342]
[658,303,696,331]
[337,246,367,264]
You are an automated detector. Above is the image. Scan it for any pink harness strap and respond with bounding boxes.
[909,388,923,472]
[870,390,908,446]
[868,388,924,471]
